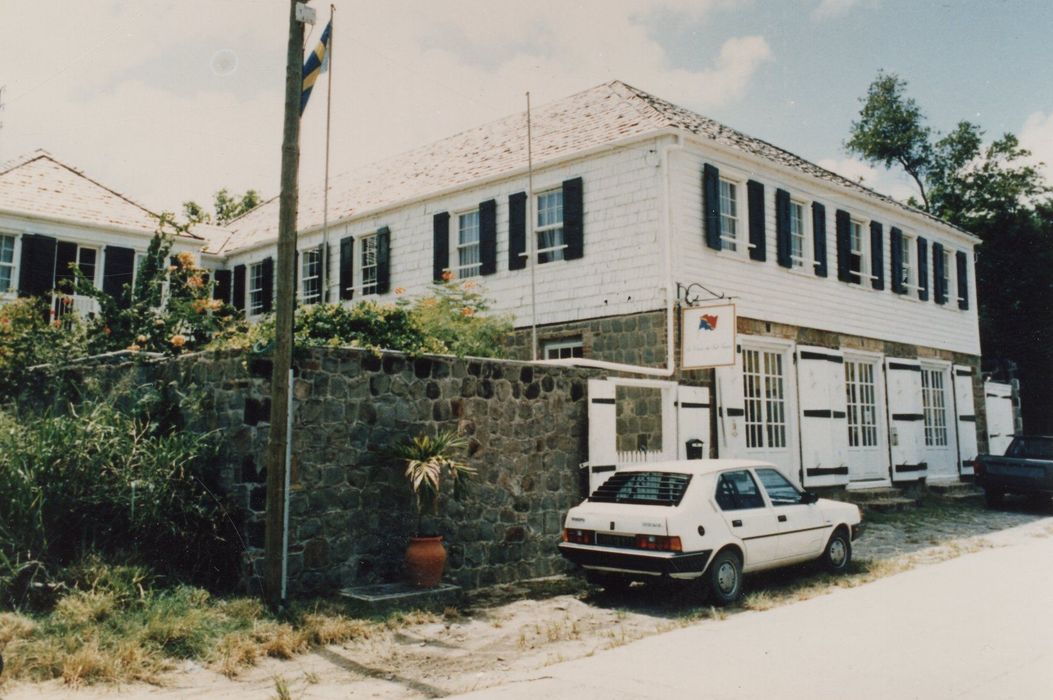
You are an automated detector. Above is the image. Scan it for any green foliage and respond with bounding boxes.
[183,188,262,226]
[391,431,475,535]
[0,298,88,398]
[413,279,513,357]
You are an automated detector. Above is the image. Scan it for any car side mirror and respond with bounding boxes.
[801,491,819,505]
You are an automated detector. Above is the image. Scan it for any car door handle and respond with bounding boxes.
[732,519,742,527]
[778,515,787,522]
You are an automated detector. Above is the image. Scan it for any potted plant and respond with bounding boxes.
[393,430,475,587]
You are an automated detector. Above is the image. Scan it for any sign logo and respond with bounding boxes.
[698,314,719,331]
[681,303,736,369]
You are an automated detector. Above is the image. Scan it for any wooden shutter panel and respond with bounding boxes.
[797,347,850,488]
[870,221,884,290]
[339,236,354,300]
[956,250,969,310]
[775,188,791,268]
[812,202,827,277]
[260,257,274,313]
[479,198,497,275]
[562,177,584,260]
[835,209,851,282]
[916,236,929,301]
[17,234,57,298]
[747,180,766,261]
[953,364,978,475]
[232,264,246,311]
[102,246,135,309]
[432,212,450,282]
[703,164,721,250]
[933,241,946,304]
[213,269,232,304]
[508,192,527,271]
[676,385,712,459]
[885,358,927,481]
[376,226,391,294]
[587,379,618,493]
[890,227,905,294]
[54,241,78,292]
[715,346,747,458]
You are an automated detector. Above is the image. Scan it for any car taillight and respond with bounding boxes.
[563,528,595,545]
[973,458,984,476]
[635,534,682,552]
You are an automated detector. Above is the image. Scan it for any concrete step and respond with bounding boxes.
[858,497,921,514]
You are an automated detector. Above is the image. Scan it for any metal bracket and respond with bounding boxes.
[295,2,317,24]
[676,282,733,307]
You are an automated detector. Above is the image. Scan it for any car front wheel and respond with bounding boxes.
[706,550,743,606]
[822,529,851,574]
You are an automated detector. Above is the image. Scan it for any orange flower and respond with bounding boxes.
[462,281,477,290]
[460,306,475,317]
[394,287,406,295]
[192,299,209,313]
[128,344,141,352]
[186,275,205,289]
[441,270,454,282]
[102,326,111,335]
[52,319,62,328]
[176,251,196,267]
[170,334,187,348]
[136,334,148,343]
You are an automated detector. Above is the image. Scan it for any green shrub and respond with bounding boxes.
[0,297,88,398]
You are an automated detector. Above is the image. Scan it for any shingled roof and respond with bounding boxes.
[0,150,198,239]
[222,80,968,255]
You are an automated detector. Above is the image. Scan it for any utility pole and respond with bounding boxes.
[265,0,307,611]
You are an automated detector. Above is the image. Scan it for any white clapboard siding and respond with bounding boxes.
[797,346,850,488]
[885,358,927,481]
[676,385,711,459]
[715,346,747,458]
[587,379,618,493]
[953,365,978,476]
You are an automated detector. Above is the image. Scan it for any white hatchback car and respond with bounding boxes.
[558,460,862,604]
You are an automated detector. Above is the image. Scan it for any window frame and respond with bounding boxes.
[939,245,953,307]
[542,337,584,360]
[300,248,322,305]
[0,234,17,293]
[717,177,741,254]
[848,218,867,285]
[248,261,266,316]
[359,234,379,296]
[535,188,565,264]
[455,208,482,278]
[899,231,917,294]
[844,358,880,449]
[788,199,810,270]
[921,364,950,448]
[742,346,789,450]
[714,469,767,511]
[755,467,805,506]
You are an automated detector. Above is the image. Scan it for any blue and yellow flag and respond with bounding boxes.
[301,20,332,115]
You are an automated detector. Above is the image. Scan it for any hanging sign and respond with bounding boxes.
[681,302,736,369]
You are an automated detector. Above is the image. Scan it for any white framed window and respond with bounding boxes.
[360,235,378,295]
[300,249,321,304]
[536,189,564,264]
[77,246,98,286]
[0,235,16,292]
[789,200,808,268]
[718,179,739,252]
[921,367,949,446]
[248,261,266,315]
[940,246,952,304]
[848,219,866,284]
[900,232,915,291]
[542,338,583,360]
[456,210,481,277]
[845,360,879,448]
[742,348,787,449]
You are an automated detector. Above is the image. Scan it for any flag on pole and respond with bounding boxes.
[301,20,332,115]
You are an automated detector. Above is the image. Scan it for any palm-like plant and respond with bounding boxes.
[393,431,475,536]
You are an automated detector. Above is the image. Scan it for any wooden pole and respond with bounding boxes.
[321,4,334,302]
[265,0,305,611]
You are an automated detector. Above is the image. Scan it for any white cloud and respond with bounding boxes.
[817,157,919,203]
[811,0,860,20]
[1019,111,1053,189]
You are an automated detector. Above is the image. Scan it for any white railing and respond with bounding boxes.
[616,449,666,464]
[52,294,100,323]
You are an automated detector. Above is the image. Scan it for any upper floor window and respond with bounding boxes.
[0,235,15,292]
[719,179,739,252]
[537,190,564,264]
[900,232,915,291]
[848,219,866,284]
[300,249,321,304]
[543,337,583,360]
[940,247,952,303]
[457,210,481,278]
[360,235,378,295]
[249,261,266,315]
[789,200,807,268]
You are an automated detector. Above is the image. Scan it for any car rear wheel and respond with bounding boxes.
[984,488,1004,509]
[706,550,742,606]
[822,529,851,574]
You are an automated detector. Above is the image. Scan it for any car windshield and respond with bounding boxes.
[588,471,692,507]
[1006,437,1053,460]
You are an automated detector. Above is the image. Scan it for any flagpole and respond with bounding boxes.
[322,4,334,302]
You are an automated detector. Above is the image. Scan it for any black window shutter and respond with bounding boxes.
[933,241,946,304]
[703,164,721,250]
[17,234,57,298]
[890,227,904,294]
[508,192,527,270]
[775,188,791,268]
[562,177,584,260]
[339,236,354,300]
[433,212,450,282]
[812,202,827,277]
[747,180,765,261]
[213,269,232,303]
[232,264,246,310]
[870,221,884,290]
[376,226,391,294]
[956,250,969,310]
[917,237,929,301]
[102,246,135,309]
[260,257,274,313]
[835,209,851,282]
[54,241,78,292]
[479,198,497,275]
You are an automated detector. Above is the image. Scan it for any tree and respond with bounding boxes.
[182,188,262,226]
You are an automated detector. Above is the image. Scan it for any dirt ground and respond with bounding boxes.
[3,497,1050,700]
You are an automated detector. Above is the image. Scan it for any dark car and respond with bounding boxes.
[974,436,1053,508]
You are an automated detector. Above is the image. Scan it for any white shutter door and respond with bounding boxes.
[587,379,618,492]
[953,365,978,475]
[797,347,849,488]
[983,380,1014,456]
[885,358,926,481]
[676,385,711,459]
[715,347,747,458]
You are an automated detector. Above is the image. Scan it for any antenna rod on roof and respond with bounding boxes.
[526,91,538,361]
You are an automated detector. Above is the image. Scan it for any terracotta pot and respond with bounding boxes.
[405,536,446,587]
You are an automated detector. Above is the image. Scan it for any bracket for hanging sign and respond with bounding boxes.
[676,281,734,308]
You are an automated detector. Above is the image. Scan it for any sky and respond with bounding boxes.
[1,0,1051,216]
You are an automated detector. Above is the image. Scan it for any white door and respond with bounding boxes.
[797,346,849,489]
[885,358,926,482]
[754,467,827,561]
[984,381,1015,456]
[953,365,979,476]
[587,379,618,493]
[714,469,781,569]
[921,363,957,481]
[845,357,889,484]
[676,385,711,459]
[741,345,797,480]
